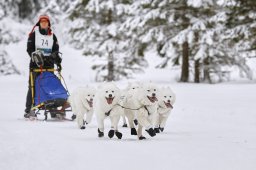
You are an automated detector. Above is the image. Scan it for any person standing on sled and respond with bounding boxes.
[24,14,62,118]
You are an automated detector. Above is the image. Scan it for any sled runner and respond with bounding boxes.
[29,52,72,121]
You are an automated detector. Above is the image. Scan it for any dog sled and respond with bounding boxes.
[29,51,72,121]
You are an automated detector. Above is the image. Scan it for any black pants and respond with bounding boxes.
[25,64,55,113]
[25,71,40,113]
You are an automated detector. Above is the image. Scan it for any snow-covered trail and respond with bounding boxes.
[0,75,256,170]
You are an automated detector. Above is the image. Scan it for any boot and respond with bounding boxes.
[24,110,37,119]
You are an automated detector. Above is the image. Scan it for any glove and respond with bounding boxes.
[51,52,62,64]
[57,64,62,72]
[31,50,44,67]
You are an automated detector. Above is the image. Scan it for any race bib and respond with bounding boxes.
[35,27,54,56]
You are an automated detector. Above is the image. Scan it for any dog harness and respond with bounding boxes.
[105,109,112,116]
[144,106,151,115]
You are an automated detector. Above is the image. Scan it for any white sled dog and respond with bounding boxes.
[129,82,159,140]
[154,87,176,133]
[94,82,123,139]
[122,82,141,135]
[68,86,96,129]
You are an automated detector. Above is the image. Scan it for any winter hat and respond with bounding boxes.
[29,14,52,36]
[39,14,50,23]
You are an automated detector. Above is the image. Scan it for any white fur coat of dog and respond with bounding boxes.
[154,87,176,132]
[128,82,159,139]
[68,86,96,129]
[94,82,124,139]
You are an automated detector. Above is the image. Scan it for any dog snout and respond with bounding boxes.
[109,94,112,98]
[90,98,93,102]
[167,100,170,103]
[152,93,156,97]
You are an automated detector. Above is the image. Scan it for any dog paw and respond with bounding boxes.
[139,136,146,140]
[160,127,164,132]
[108,129,115,138]
[154,128,160,133]
[145,128,156,137]
[98,129,104,137]
[131,128,137,135]
[80,126,86,130]
[122,124,128,127]
[71,114,76,120]
[115,131,122,139]
[134,119,138,126]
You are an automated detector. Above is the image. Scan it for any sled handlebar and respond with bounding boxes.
[32,68,58,72]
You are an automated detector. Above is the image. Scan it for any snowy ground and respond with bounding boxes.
[0,74,256,170]
[1,39,256,170]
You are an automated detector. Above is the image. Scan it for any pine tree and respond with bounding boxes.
[66,0,146,81]
[18,0,34,19]
[0,0,22,75]
[129,0,251,83]
[121,0,217,82]
[218,0,256,80]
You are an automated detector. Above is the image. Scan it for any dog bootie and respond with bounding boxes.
[145,128,156,137]
[122,124,128,127]
[134,119,138,126]
[115,131,122,139]
[80,125,86,130]
[160,127,164,132]
[71,114,76,120]
[98,129,104,137]
[154,128,160,133]
[108,129,115,138]
[131,128,137,135]
[139,136,146,140]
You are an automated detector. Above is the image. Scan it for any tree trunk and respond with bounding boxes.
[203,57,211,83]
[107,51,114,81]
[180,41,189,82]
[106,9,114,81]
[194,59,200,83]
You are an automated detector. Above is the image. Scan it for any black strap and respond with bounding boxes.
[144,106,150,115]
[117,104,143,111]
[105,109,112,116]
